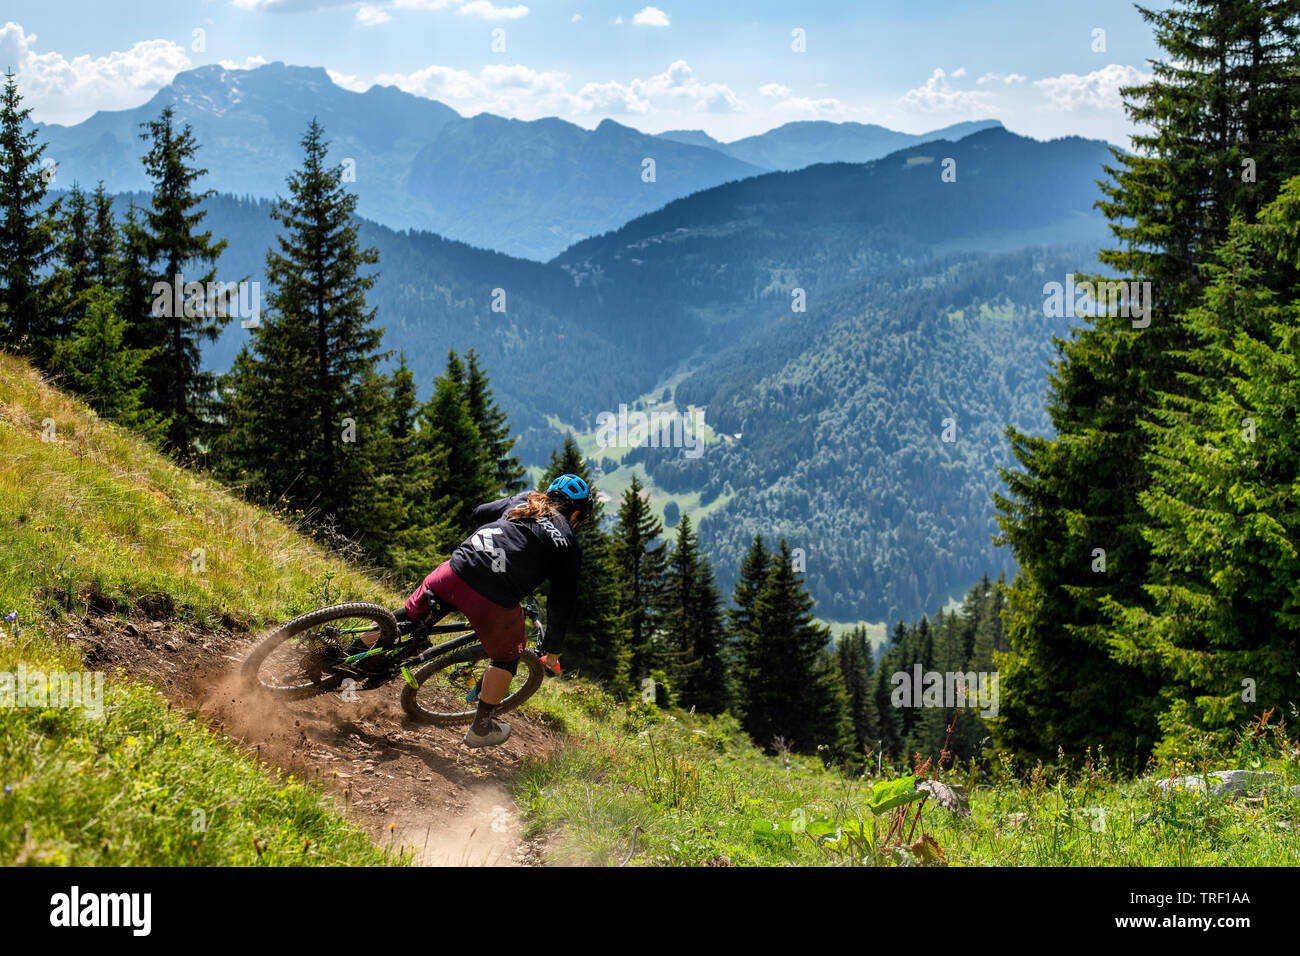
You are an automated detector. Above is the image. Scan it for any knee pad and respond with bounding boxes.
[490,658,520,676]
[424,593,455,624]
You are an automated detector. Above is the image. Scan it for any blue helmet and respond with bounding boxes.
[546,474,590,506]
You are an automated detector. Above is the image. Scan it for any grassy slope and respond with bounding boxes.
[0,353,404,865]
[516,682,1300,866]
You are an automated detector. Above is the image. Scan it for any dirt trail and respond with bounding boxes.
[68,611,556,866]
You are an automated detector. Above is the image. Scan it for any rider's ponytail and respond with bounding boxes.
[506,491,563,522]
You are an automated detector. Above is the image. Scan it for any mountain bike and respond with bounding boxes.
[240,594,546,725]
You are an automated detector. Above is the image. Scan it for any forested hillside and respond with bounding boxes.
[630,246,1081,621]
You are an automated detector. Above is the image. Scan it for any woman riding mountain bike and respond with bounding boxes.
[352,474,588,749]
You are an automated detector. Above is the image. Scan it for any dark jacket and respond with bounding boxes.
[448,493,583,653]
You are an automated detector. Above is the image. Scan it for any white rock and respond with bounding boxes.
[1154,770,1284,797]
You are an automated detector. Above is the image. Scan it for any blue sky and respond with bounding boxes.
[3,1,1171,144]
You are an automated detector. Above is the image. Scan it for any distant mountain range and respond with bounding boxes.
[400,113,766,260]
[655,118,1004,170]
[34,62,1008,261]
[552,126,1114,362]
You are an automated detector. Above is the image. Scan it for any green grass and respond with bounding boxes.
[587,461,735,530]
[0,353,405,865]
[0,354,392,628]
[820,618,887,646]
[512,678,1300,867]
[0,660,408,865]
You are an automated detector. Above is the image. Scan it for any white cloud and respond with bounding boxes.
[459,1,529,19]
[572,60,742,115]
[897,67,993,113]
[951,66,966,78]
[759,83,791,98]
[374,61,571,117]
[569,79,639,113]
[326,68,368,91]
[571,13,582,22]
[632,6,670,27]
[612,16,624,24]
[977,72,1026,86]
[1034,63,1149,111]
[356,5,392,24]
[218,55,270,70]
[767,96,853,118]
[242,0,520,21]
[232,0,357,10]
[372,57,742,120]
[0,21,193,125]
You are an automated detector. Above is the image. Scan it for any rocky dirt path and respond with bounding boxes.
[70,612,556,865]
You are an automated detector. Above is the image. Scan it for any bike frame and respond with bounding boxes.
[333,600,544,678]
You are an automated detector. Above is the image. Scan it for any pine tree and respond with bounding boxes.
[52,286,163,439]
[742,539,851,758]
[873,620,911,760]
[729,534,770,721]
[0,71,59,358]
[541,436,632,695]
[45,183,92,368]
[663,515,728,713]
[214,119,386,542]
[371,354,455,582]
[968,572,1008,671]
[836,625,881,764]
[88,182,117,286]
[137,105,230,452]
[464,348,526,494]
[612,472,670,684]
[812,647,856,764]
[876,616,938,762]
[419,350,496,543]
[1102,176,1300,755]
[994,0,1300,766]
[116,203,154,346]
[908,609,964,760]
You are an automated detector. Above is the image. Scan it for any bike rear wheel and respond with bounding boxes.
[241,602,398,696]
[400,646,543,725]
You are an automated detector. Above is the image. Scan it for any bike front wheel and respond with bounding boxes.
[400,646,543,725]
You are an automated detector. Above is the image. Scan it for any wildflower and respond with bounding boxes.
[2,786,11,796]
[4,611,15,622]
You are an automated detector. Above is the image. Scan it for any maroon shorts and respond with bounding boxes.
[404,561,526,661]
